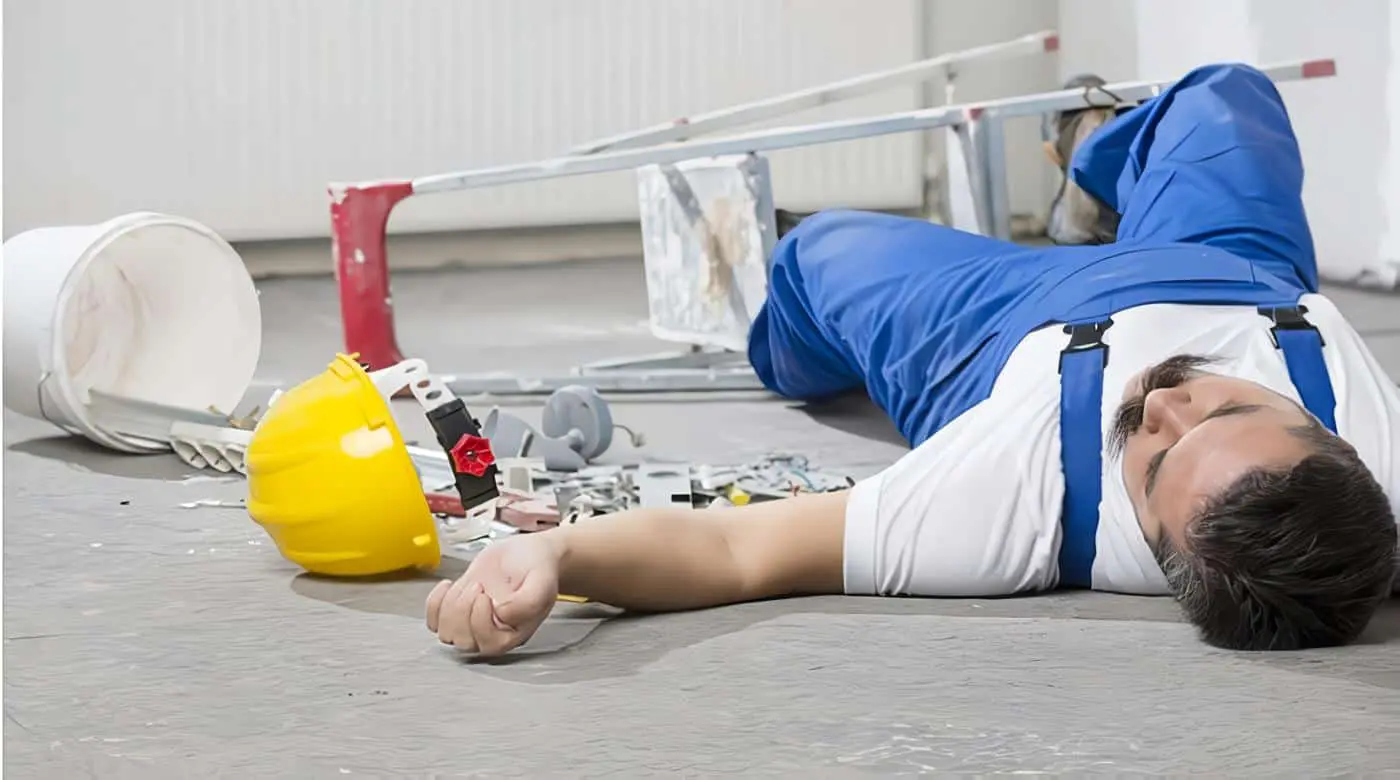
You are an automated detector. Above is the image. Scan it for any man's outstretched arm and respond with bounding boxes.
[426,491,849,654]
[554,490,849,611]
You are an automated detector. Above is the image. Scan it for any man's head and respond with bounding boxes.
[1110,354,1397,650]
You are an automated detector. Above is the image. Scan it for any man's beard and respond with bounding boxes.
[1107,354,1218,456]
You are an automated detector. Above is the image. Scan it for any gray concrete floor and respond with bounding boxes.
[5,257,1400,777]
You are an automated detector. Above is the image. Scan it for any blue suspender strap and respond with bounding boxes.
[1057,318,1113,589]
[1259,306,1338,433]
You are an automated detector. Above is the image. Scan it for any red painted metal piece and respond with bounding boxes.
[330,180,415,370]
[1301,59,1336,79]
[425,491,466,517]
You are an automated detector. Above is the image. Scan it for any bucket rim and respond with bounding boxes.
[45,212,258,453]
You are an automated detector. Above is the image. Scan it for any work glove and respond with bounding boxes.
[424,532,561,657]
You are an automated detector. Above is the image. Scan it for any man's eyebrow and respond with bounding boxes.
[1143,403,1268,498]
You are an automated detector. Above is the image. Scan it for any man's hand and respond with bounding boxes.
[425,533,561,656]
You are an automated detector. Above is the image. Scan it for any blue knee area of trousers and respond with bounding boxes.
[1070,62,1318,292]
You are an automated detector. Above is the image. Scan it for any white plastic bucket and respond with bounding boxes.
[3,212,262,453]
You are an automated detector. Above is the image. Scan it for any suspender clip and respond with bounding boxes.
[1058,318,1114,374]
[1259,305,1324,349]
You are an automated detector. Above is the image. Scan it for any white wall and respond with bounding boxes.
[1386,4,1400,273]
[7,0,1395,287]
[4,0,930,241]
[1249,0,1399,288]
[1056,0,1399,288]
[1057,0,1139,81]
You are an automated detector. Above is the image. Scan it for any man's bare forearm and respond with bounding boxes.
[549,507,749,612]
[547,492,849,613]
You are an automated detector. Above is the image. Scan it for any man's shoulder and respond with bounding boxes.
[1298,292,1395,376]
[1298,291,1344,320]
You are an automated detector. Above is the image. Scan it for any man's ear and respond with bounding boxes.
[1043,140,1063,169]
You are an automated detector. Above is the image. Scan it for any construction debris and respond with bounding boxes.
[179,499,247,510]
[170,422,253,475]
[429,453,853,549]
[148,378,640,483]
[498,492,562,532]
[94,354,849,562]
[498,458,540,494]
[693,453,852,499]
[637,463,693,508]
[480,385,628,472]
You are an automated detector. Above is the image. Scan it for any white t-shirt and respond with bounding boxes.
[843,294,1400,596]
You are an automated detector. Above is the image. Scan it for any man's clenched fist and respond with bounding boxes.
[425,532,563,656]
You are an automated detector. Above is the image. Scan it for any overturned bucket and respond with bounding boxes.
[3,212,261,453]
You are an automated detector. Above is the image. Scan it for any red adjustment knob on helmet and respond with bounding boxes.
[449,433,496,478]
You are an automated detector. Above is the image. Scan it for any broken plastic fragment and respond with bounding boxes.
[170,422,253,475]
[179,499,247,509]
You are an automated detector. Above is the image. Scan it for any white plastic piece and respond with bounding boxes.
[375,358,502,515]
[371,360,460,488]
[169,422,253,475]
[369,358,462,418]
[462,501,499,540]
[368,358,424,397]
[637,154,775,351]
[2,212,261,453]
[496,458,540,493]
[637,463,694,509]
[375,362,464,487]
[368,361,459,484]
[86,390,231,446]
[179,499,246,510]
[694,465,741,491]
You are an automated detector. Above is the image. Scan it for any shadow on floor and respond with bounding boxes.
[7,435,197,481]
[792,392,908,447]
[293,564,1182,682]
[293,562,1400,688]
[1243,601,1400,689]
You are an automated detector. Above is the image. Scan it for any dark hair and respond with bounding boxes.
[1158,418,1397,651]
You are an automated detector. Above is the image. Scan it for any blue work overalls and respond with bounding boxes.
[747,63,1338,588]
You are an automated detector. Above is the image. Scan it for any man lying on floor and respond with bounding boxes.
[426,63,1400,654]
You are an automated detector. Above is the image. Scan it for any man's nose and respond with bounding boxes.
[1142,386,1199,439]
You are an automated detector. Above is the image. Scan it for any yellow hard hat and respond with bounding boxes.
[246,353,440,576]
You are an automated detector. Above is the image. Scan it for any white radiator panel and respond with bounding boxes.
[4,0,925,241]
